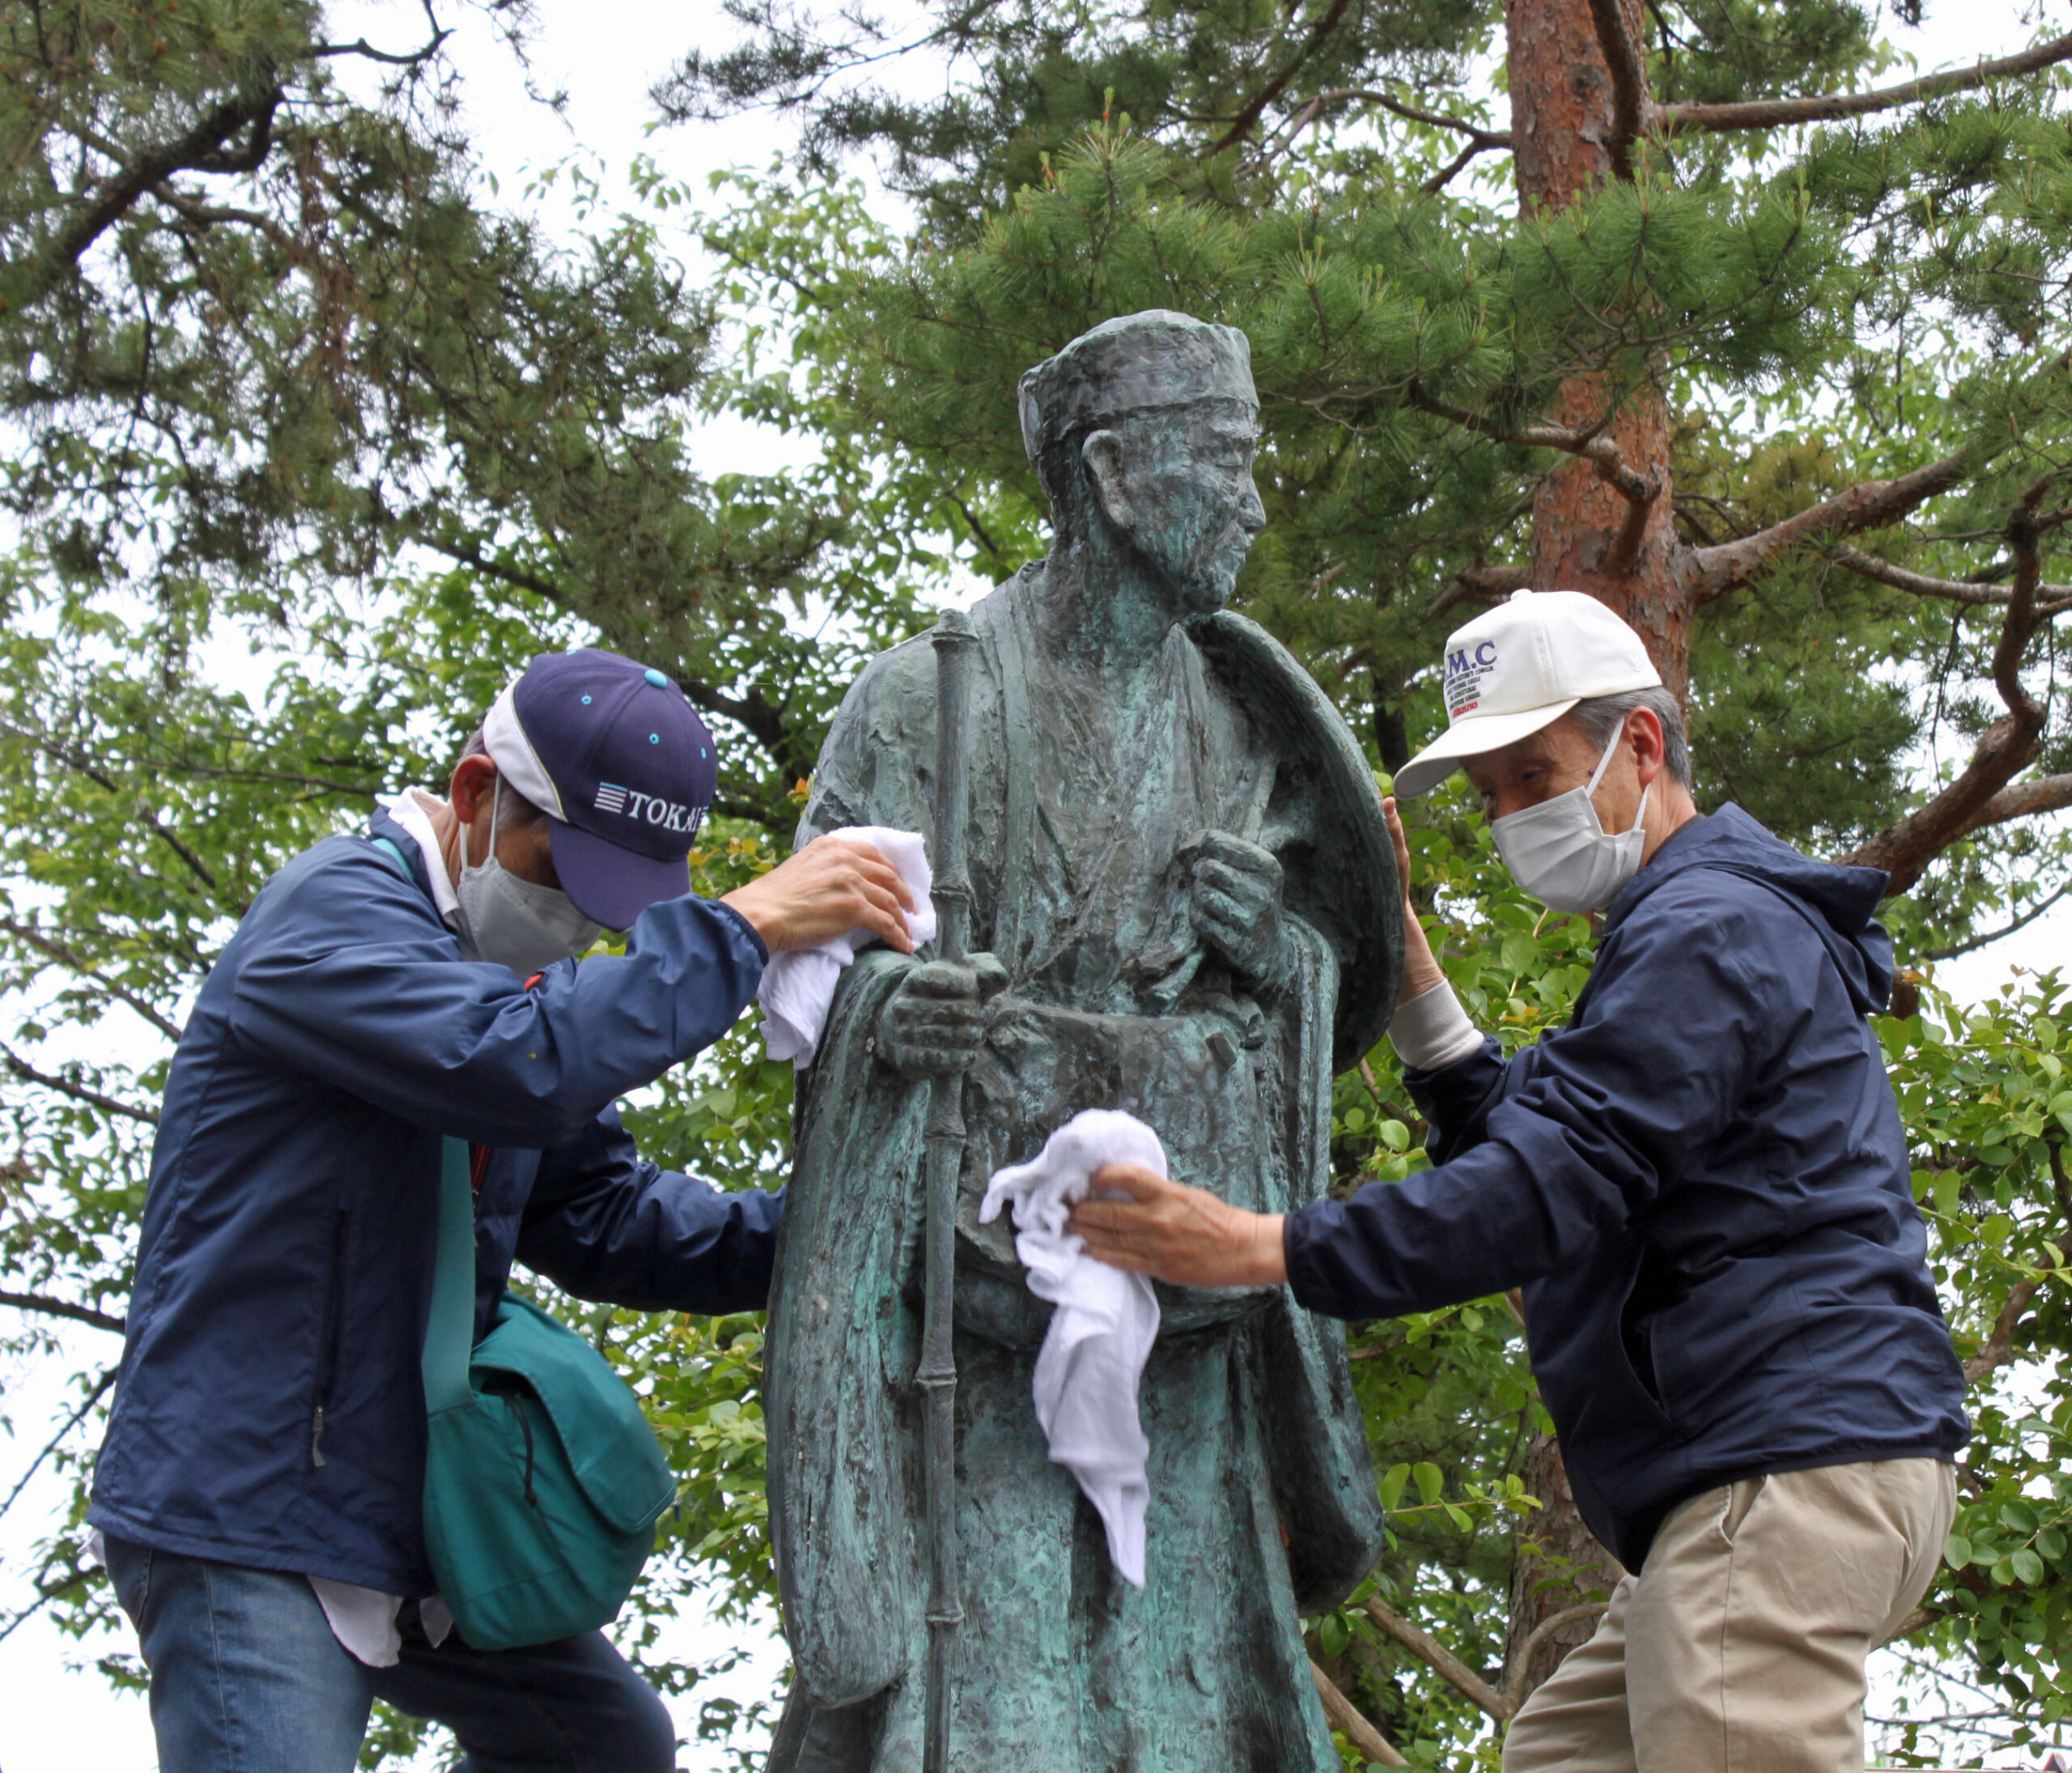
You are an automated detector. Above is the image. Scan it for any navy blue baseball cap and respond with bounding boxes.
[480,648,720,930]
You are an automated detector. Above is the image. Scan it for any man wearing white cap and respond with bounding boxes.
[1072,589,1969,1773]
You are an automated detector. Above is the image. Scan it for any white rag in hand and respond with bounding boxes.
[758,827,939,1068]
[979,1108,1164,1588]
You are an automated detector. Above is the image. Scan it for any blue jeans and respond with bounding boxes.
[104,1537,677,1772]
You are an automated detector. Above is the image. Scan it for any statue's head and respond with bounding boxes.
[1018,311,1266,616]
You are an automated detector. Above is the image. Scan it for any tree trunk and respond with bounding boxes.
[1508,0,1691,696]
[1501,1426,1626,1698]
[1500,0,1674,1706]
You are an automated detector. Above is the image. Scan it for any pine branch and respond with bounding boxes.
[1262,85,1514,169]
[1428,563,1533,622]
[1205,0,1357,156]
[1310,1660,1408,1766]
[1403,381,1660,509]
[28,85,282,305]
[1658,32,2072,137]
[1365,1594,1513,1720]
[1954,772,2072,837]
[1687,451,1972,605]
[0,1290,125,1335]
[1843,479,2057,893]
[1832,546,2072,615]
[0,1041,158,1125]
[1585,0,1652,178]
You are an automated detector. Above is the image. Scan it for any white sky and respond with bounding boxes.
[3,2,2070,1769]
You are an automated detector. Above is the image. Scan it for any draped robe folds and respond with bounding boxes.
[765,567,1395,1773]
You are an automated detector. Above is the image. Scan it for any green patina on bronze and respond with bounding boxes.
[765,312,1403,1772]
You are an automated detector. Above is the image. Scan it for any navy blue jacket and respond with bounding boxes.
[1285,806,1968,1571]
[91,807,779,1595]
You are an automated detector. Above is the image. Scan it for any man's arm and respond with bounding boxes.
[1076,876,1785,1312]
[516,1109,782,1316]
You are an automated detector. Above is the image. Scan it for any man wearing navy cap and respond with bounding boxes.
[89,648,915,1773]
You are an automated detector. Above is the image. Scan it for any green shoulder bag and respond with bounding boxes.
[420,1134,677,1651]
[368,832,674,1648]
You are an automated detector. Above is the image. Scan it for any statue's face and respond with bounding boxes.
[1093,401,1267,614]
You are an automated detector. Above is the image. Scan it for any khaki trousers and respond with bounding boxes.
[1501,1458,1956,1773]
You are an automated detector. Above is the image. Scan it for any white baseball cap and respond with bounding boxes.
[1394,589,1662,800]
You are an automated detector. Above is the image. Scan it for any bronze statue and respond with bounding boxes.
[765,311,1402,1772]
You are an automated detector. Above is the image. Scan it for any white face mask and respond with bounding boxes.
[1490,726,1653,914]
[454,779,604,974]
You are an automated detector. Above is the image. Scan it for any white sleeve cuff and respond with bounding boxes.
[1386,980,1485,1072]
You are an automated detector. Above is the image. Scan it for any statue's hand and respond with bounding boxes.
[1188,832,1287,986]
[877,953,1008,1078]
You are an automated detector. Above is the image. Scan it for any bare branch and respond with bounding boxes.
[1310,1660,1408,1767]
[0,1041,158,1125]
[28,85,282,305]
[1365,1595,1513,1720]
[1586,0,1652,177]
[1207,0,1356,156]
[1963,1273,2045,1385]
[0,1290,125,1335]
[1918,880,2072,961]
[0,918,185,1043]
[1832,546,2072,615]
[1688,452,1972,605]
[0,1367,117,1524]
[1658,32,2072,137]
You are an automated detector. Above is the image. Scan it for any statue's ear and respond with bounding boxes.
[1081,428,1135,535]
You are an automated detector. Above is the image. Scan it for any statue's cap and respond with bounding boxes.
[1017,311,1256,462]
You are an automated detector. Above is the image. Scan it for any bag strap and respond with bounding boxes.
[423,1136,478,1414]
[365,831,478,1408]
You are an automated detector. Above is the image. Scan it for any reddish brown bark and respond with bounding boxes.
[1501,1426,1626,1699]
[1508,0,1688,696]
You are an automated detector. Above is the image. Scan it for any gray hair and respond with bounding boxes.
[458,727,550,831]
[1565,687,1692,789]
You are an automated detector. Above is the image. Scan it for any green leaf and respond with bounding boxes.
[2011,1549,2046,1585]
[1318,1612,1351,1659]
[1379,1463,1411,1511]
[1412,1461,1444,1506]
[1500,929,1540,974]
[1945,1533,1973,1568]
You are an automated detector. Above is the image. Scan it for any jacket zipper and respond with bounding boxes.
[308,1208,350,1469]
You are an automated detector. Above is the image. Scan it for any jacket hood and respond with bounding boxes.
[1607,804,1894,1015]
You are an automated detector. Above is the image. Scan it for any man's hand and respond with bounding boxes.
[1068,1166,1287,1289]
[720,834,917,955]
[1188,832,1286,984]
[1385,796,1446,1006]
[878,953,1007,1078]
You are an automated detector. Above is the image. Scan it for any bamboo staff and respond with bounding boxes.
[920,607,977,1773]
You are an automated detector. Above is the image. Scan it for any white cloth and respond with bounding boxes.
[979,1109,1164,1588]
[758,827,938,1067]
[86,1532,451,1669]
[1386,978,1484,1072]
[382,789,462,924]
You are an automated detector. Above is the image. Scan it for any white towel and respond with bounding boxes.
[758,827,938,1068]
[979,1108,1164,1587]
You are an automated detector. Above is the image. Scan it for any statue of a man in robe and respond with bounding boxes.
[765,311,1402,1772]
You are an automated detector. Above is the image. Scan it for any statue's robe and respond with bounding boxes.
[766,566,1399,1773]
